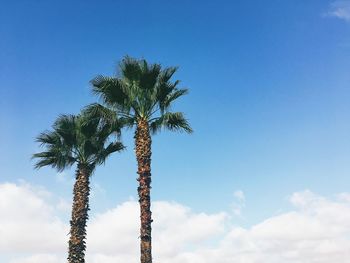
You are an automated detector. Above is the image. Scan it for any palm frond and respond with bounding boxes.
[82,103,123,138]
[94,142,125,165]
[139,62,161,92]
[150,112,193,134]
[32,148,75,171]
[160,88,188,112]
[83,103,117,122]
[119,116,136,129]
[35,131,61,146]
[158,66,178,83]
[91,76,129,109]
[53,115,77,147]
[120,56,142,82]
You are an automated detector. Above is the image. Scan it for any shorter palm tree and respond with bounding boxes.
[32,113,124,263]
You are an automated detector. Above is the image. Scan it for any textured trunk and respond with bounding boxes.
[135,119,153,263]
[68,164,91,263]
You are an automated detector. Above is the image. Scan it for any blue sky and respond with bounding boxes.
[1,1,350,261]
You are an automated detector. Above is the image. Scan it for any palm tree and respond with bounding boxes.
[32,113,124,263]
[87,56,193,263]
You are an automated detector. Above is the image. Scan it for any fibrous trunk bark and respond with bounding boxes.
[135,119,153,263]
[68,164,91,263]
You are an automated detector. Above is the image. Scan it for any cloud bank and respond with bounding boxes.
[1,182,350,263]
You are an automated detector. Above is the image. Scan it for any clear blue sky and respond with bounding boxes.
[1,0,350,226]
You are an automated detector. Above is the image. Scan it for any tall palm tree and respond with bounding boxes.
[87,56,193,263]
[32,113,124,263]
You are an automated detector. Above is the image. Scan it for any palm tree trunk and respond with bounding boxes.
[68,164,91,263]
[135,119,153,263]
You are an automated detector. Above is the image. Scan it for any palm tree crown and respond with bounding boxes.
[33,113,124,171]
[88,56,193,133]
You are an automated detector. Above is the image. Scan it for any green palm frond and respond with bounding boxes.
[35,131,61,146]
[82,103,123,138]
[53,115,77,147]
[150,112,193,134]
[83,103,118,121]
[120,56,142,82]
[94,142,125,165]
[158,66,178,83]
[139,62,161,92]
[119,116,136,129]
[32,134,76,171]
[91,76,128,110]
[160,88,188,113]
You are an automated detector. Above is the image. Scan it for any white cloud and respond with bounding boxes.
[1,183,350,263]
[337,192,350,202]
[0,183,67,254]
[326,1,350,22]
